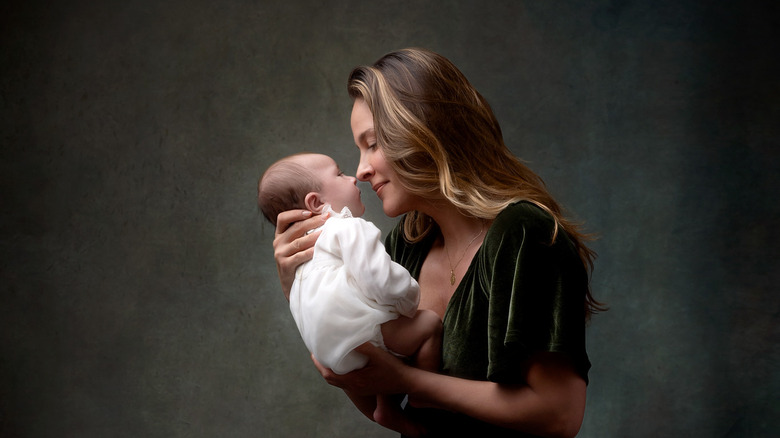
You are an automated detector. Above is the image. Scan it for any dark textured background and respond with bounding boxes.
[2,1,778,437]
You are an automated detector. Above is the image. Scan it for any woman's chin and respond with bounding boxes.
[382,205,405,218]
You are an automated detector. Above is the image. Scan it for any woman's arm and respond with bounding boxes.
[314,344,586,438]
[272,209,328,298]
[409,352,586,438]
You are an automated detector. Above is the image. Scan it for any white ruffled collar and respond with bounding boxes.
[305,205,353,235]
[322,204,353,219]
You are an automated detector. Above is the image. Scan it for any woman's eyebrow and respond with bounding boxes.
[357,128,375,145]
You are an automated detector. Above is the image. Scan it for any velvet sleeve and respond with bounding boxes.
[481,203,591,384]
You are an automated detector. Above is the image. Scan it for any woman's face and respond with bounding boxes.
[350,98,418,218]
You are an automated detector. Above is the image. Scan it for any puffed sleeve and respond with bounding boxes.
[333,218,420,318]
[481,203,590,384]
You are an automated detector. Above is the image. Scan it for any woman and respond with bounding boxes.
[272,48,604,437]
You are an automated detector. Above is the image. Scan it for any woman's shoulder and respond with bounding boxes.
[490,201,556,237]
[488,202,581,261]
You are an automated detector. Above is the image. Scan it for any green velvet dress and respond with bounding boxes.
[385,202,592,437]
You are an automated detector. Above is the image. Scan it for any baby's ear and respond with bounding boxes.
[304,192,325,213]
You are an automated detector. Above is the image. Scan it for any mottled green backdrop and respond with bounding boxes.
[2,1,778,437]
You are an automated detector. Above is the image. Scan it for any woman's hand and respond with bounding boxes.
[311,343,415,397]
[273,209,328,298]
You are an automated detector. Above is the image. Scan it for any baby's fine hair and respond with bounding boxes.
[257,154,321,226]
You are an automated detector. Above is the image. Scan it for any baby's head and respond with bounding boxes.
[257,153,365,226]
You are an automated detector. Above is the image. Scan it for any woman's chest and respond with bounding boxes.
[416,250,458,319]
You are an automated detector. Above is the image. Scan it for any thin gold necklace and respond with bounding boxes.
[445,223,484,285]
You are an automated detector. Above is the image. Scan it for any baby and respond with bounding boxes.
[257,152,442,436]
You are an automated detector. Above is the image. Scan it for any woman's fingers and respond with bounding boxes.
[273,211,327,253]
[311,343,410,396]
[291,228,321,253]
[311,354,336,381]
[274,218,324,265]
[272,210,328,295]
[275,209,313,236]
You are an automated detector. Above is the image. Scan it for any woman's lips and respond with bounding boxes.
[373,182,387,196]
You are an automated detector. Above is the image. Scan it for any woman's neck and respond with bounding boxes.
[423,203,489,249]
[414,202,491,314]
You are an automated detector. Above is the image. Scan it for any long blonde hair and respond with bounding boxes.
[348,48,605,317]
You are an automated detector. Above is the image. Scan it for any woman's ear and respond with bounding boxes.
[304,192,325,213]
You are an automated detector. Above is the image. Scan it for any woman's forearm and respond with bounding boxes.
[314,344,586,437]
[403,353,586,438]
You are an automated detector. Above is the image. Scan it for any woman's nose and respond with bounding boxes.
[356,156,373,181]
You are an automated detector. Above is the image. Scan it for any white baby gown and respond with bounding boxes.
[288,206,420,375]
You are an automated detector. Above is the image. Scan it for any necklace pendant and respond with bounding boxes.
[450,270,456,285]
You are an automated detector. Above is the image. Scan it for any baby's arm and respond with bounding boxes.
[334,218,419,316]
